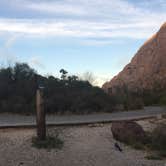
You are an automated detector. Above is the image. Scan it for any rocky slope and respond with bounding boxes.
[103,23,166,95]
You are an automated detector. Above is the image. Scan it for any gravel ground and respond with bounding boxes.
[0,122,166,166]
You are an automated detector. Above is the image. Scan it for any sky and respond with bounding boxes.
[0,0,166,86]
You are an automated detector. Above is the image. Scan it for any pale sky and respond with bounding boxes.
[0,0,166,86]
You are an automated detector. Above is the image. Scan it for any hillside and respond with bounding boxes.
[103,23,166,106]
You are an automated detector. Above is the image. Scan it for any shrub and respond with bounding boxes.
[32,135,64,150]
[145,154,162,160]
[150,124,166,156]
[0,63,117,114]
[123,97,144,111]
[159,96,166,106]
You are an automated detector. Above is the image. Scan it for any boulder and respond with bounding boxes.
[111,121,146,144]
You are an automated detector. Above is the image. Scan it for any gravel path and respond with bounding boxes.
[0,106,165,127]
[0,123,165,166]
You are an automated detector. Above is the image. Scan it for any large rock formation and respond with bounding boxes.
[103,23,166,95]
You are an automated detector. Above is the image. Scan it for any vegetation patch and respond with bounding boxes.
[112,122,166,160]
[159,96,166,106]
[32,135,64,150]
[148,124,166,157]
[0,63,117,114]
[145,154,163,160]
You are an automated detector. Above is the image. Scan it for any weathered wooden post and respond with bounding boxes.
[36,87,46,140]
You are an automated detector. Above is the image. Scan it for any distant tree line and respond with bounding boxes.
[0,63,117,114]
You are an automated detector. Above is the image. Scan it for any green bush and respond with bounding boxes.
[0,63,117,114]
[32,135,64,150]
[145,154,162,160]
[126,124,166,159]
[159,96,166,106]
[150,124,166,156]
[123,97,144,111]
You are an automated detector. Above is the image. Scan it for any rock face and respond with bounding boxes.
[103,23,166,94]
[111,121,146,144]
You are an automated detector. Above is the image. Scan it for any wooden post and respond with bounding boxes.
[36,89,46,140]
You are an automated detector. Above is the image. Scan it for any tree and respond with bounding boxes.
[68,75,78,82]
[60,69,68,80]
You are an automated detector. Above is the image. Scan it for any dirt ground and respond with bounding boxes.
[0,118,166,166]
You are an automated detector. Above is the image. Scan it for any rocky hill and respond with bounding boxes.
[103,23,166,98]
